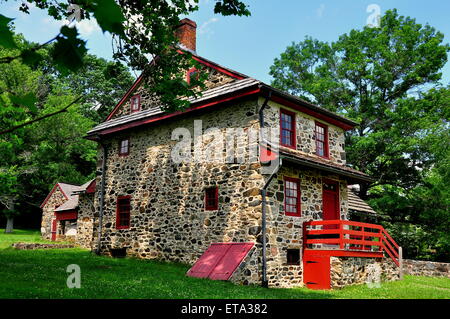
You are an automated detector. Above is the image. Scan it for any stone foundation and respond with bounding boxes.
[12,242,75,250]
[403,259,450,278]
[330,256,399,289]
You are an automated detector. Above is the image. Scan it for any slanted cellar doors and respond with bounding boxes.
[187,243,254,281]
[303,253,331,290]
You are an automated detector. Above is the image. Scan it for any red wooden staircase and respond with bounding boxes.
[303,220,401,266]
[302,220,402,290]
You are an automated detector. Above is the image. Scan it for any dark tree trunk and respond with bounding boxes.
[5,217,13,233]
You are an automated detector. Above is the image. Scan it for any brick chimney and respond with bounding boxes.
[175,18,197,53]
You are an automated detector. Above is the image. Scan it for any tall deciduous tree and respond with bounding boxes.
[0,0,250,128]
[269,9,450,261]
[0,34,131,231]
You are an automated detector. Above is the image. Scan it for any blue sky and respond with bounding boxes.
[2,0,449,84]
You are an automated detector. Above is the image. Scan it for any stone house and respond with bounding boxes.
[40,179,95,247]
[81,19,401,289]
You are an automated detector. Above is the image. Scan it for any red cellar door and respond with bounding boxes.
[209,243,254,280]
[187,243,254,280]
[303,255,331,290]
[187,244,229,278]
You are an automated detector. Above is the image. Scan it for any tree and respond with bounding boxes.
[40,52,135,123]
[0,34,114,232]
[0,36,42,232]
[0,0,251,132]
[269,9,450,261]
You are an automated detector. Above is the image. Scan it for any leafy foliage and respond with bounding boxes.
[270,9,450,261]
[1,0,250,113]
[0,34,132,229]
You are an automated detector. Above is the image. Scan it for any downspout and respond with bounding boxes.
[258,89,282,288]
[96,140,108,255]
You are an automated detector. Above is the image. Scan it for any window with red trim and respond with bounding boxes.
[315,122,329,158]
[280,109,296,148]
[187,67,199,85]
[284,177,301,216]
[130,94,141,113]
[119,138,129,156]
[116,196,131,229]
[205,187,218,211]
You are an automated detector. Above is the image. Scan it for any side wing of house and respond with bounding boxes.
[40,183,68,240]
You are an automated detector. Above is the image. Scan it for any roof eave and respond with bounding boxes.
[280,153,374,183]
[259,84,358,130]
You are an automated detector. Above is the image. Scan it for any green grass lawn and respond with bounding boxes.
[0,229,449,299]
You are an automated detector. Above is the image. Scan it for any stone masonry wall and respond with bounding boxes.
[75,193,95,249]
[41,186,67,240]
[403,259,450,278]
[263,165,349,288]
[263,99,346,165]
[330,257,399,289]
[110,65,237,120]
[95,93,355,288]
[96,98,265,269]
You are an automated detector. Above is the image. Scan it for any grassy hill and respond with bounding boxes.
[0,229,449,299]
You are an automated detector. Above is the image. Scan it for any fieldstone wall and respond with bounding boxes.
[95,98,265,268]
[109,65,237,120]
[41,186,67,240]
[264,99,346,165]
[403,259,450,278]
[94,91,356,288]
[229,246,261,286]
[263,165,349,288]
[330,256,399,289]
[75,193,96,249]
[12,243,75,249]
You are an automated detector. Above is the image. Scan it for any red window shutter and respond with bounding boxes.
[280,109,296,149]
[284,177,301,217]
[116,196,131,229]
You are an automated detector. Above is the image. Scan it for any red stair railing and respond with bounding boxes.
[303,220,401,266]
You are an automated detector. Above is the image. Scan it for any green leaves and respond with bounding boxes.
[9,92,38,112]
[93,0,125,35]
[214,0,251,16]
[51,26,87,74]
[0,14,17,49]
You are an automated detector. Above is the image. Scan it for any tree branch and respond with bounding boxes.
[0,96,83,135]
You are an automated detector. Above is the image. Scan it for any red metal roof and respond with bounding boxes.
[187,243,254,281]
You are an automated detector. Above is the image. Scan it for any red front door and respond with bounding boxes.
[322,180,340,229]
[51,219,57,241]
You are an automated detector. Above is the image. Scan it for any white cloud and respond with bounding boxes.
[75,19,101,36]
[316,4,325,18]
[41,16,101,37]
[198,17,219,37]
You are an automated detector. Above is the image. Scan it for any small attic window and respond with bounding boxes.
[186,67,199,85]
[130,94,141,113]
